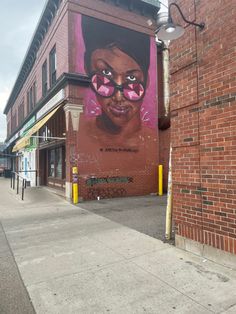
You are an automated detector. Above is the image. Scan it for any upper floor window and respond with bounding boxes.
[27,81,37,114]
[33,81,36,106]
[42,60,47,96]
[7,122,10,138]
[49,46,57,87]
[18,101,25,125]
[11,113,17,133]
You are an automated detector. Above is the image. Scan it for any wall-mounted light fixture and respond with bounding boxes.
[156,3,205,41]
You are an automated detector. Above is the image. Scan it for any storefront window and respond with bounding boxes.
[55,148,62,178]
[49,149,55,177]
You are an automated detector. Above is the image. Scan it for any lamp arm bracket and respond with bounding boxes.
[169,3,205,29]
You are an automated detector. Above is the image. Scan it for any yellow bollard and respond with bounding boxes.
[72,166,79,204]
[158,165,163,196]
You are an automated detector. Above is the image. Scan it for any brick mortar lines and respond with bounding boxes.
[195,10,204,245]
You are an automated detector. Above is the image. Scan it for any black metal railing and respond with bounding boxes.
[17,170,38,187]
[10,170,38,201]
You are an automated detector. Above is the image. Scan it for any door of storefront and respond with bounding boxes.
[39,145,65,189]
[45,145,65,190]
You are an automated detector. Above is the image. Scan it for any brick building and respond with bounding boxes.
[169,0,236,262]
[4,1,170,200]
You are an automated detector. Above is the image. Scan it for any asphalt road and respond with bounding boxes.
[0,222,35,314]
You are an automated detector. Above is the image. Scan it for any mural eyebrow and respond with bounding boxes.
[96,59,114,71]
[126,69,142,74]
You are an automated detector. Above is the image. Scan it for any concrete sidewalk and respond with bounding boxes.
[0,178,236,314]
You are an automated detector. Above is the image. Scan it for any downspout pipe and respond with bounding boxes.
[158,41,170,130]
[158,40,172,240]
[156,10,172,236]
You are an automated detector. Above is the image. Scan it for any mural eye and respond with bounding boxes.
[102,69,112,77]
[126,75,137,82]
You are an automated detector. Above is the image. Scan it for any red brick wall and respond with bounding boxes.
[170,0,236,254]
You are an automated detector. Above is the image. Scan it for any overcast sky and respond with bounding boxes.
[0,0,46,142]
[0,0,167,142]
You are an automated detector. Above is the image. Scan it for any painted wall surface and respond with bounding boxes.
[72,13,158,200]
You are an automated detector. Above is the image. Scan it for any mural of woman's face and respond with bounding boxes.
[90,47,145,129]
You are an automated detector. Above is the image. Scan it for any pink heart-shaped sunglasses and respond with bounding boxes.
[90,72,145,102]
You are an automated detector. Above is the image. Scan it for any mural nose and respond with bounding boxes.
[114,88,123,101]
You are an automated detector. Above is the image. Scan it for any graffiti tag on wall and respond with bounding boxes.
[100,148,139,153]
[86,176,133,187]
[87,187,127,199]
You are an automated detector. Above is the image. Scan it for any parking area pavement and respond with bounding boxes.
[77,194,168,241]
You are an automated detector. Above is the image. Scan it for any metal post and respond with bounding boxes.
[13,173,15,190]
[22,179,25,201]
[36,170,38,186]
[10,173,12,188]
[158,165,163,196]
[72,167,79,204]
[17,175,19,194]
